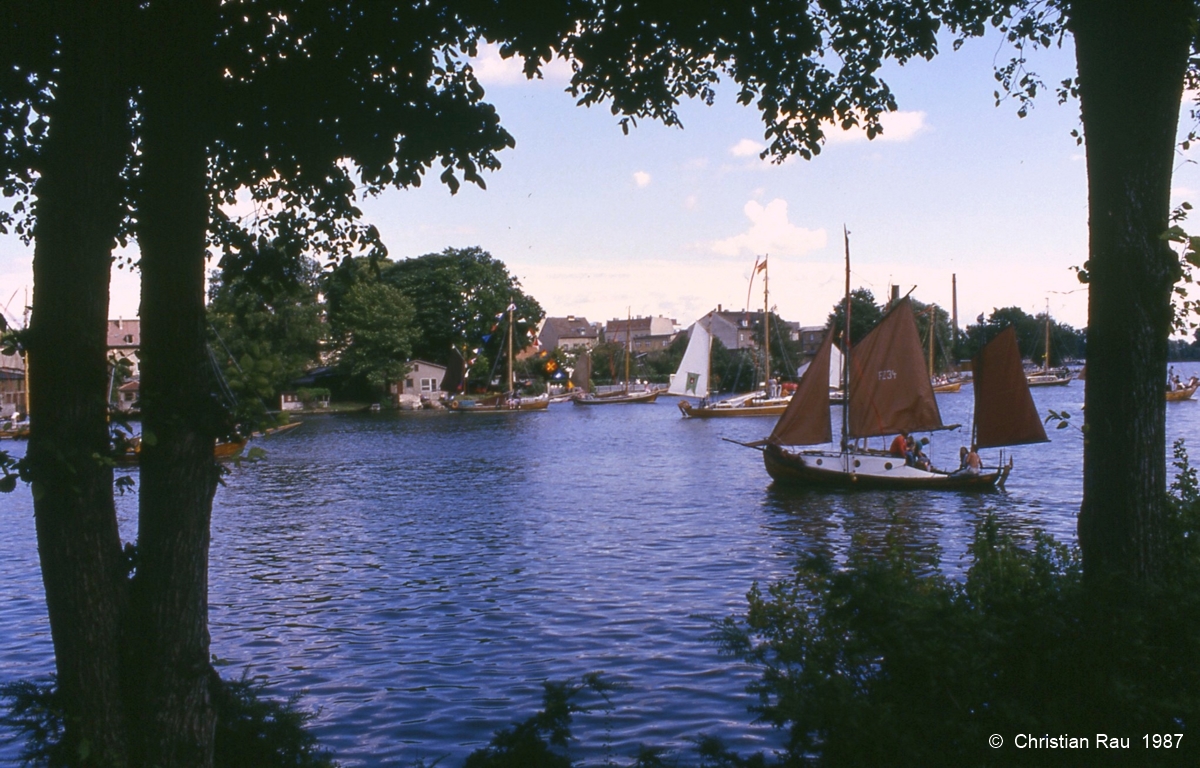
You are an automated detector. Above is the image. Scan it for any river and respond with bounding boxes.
[3,367,1199,766]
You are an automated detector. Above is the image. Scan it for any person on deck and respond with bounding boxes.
[890,433,908,459]
[966,446,982,475]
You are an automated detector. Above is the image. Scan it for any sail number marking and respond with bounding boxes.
[878,370,897,381]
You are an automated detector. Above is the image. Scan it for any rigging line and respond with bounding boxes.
[206,344,239,409]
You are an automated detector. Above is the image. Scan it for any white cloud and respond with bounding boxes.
[684,194,699,210]
[711,199,827,257]
[824,110,927,145]
[469,42,572,88]
[730,139,764,157]
[633,171,652,188]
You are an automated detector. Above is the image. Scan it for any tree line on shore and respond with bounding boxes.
[212,250,1089,414]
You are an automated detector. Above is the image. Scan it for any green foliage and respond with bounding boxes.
[208,236,325,424]
[958,306,1085,366]
[717,476,1200,767]
[1,674,336,768]
[463,675,612,768]
[824,288,884,348]
[380,247,543,386]
[212,675,337,768]
[326,271,417,394]
[463,675,766,768]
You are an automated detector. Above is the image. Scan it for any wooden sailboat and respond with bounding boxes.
[450,302,548,411]
[760,232,1046,490]
[1026,301,1072,386]
[925,305,961,393]
[572,309,658,404]
[677,258,791,418]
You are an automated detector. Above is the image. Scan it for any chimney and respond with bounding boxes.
[718,303,722,312]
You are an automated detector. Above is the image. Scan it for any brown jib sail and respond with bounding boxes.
[847,297,944,439]
[768,330,834,446]
[973,326,1049,448]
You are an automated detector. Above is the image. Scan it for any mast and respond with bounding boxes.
[624,307,632,393]
[842,226,851,446]
[951,274,959,350]
[1043,298,1051,373]
[22,288,29,417]
[507,300,514,393]
[928,305,936,379]
[763,256,770,395]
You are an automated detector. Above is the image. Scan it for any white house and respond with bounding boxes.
[391,360,447,403]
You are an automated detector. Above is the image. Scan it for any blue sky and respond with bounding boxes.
[3,30,1198,333]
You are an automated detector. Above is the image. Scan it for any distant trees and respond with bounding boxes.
[380,247,543,390]
[959,307,1086,368]
[823,290,958,373]
[207,238,324,421]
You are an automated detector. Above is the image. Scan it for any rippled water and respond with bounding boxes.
[4,367,1200,766]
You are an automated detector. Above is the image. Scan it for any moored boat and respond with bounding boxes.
[758,231,1046,491]
[675,258,793,418]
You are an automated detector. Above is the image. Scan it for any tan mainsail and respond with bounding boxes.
[847,297,944,439]
[973,326,1049,448]
[768,330,834,446]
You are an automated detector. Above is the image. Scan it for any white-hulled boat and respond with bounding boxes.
[758,231,1047,491]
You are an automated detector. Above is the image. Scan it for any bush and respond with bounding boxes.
[1,673,336,768]
[714,441,1200,766]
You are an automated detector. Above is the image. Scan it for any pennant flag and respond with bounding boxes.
[756,257,768,273]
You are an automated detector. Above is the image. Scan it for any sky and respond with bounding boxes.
[4,30,1200,334]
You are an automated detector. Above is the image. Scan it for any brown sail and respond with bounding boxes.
[847,297,944,439]
[571,350,592,394]
[768,330,834,446]
[972,326,1049,448]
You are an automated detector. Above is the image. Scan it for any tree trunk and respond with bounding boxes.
[26,6,132,764]
[128,1,221,764]
[1072,0,1193,582]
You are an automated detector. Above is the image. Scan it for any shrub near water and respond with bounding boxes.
[715,441,1200,767]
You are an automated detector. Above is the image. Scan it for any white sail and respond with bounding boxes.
[669,322,710,397]
[798,343,843,390]
[829,344,843,390]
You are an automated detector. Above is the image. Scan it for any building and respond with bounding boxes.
[797,325,826,357]
[604,315,679,351]
[0,350,24,418]
[538,316,601,351]
[698,306,763,350]
[115,380,139,413]
[107,318,141,377]
[391,360,448,402]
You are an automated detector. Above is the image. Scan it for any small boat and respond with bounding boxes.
[0,419,30,439]
[1166,374,1199,401]
[758,231,1047,491]
[113,436,248,466]
[252,420,303,437]
[1026,369,1073,387]
[572,309,658,405]
[932,379,962,393]
[573,388,659,405]
[675,258,792,418]
[1166,385,1198,402]
[1027,301,1071,386]
[450,301,549,412]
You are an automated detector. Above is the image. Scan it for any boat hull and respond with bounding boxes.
[572,390,659,405]
[677,398,789,418]
[450,395,549,411]
[763,444,1006,491]
[1026,373,1072,387]
[932,381,962,393]
[1166,384,1199,402]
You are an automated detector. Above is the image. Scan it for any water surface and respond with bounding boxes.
[3,369,1197,765]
